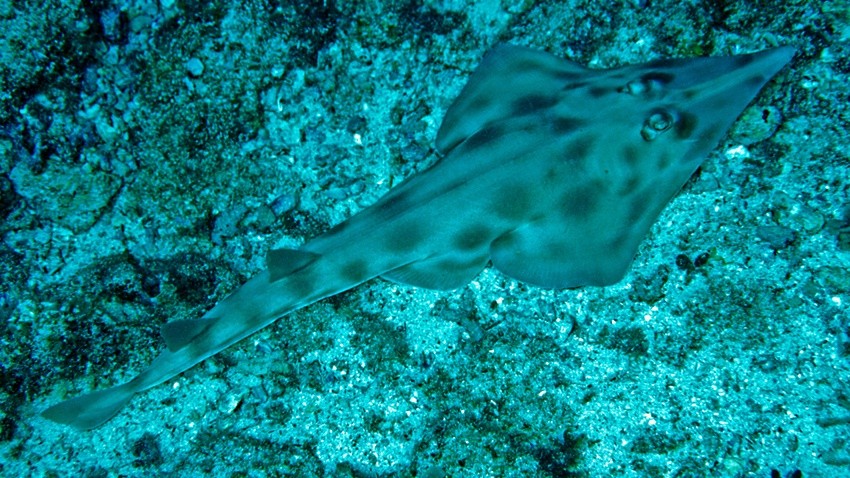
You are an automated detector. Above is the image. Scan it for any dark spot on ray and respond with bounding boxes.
[627,188,655,225]
[384,222,426,252]
[511,59,546,73]
[657,152,673,170]
[460,124,504,152]
[746,73,767,88]
[560,81,588,91]
[454,224,492,251]
[375,193,413,221]
[551,117,585,136]
[554,69,586,81]
[562,135,594,162]
[623,145,640,166]
[675,111,698,140]
[529,212,547,222]
[340,259,369,283]
[271,249,321,283]
[734,54,756,67]
[618,173,643,197]
[492,184,533,220]
[512,94,558,116]
[607,231,632,256]
[558,182,601,219]
[682,88,698,100]
[544,166,559,183]
[467,94,493,115]
[588,86,610,98]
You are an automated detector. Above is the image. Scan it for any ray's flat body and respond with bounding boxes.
[42,44,795,429]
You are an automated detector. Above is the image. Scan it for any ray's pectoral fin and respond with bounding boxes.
[381,252,490,290]
[490,218,639,289]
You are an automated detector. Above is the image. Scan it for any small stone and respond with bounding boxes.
[675,254,693,271]
[731,106,784,145]
[778,204,825,233]
[270,193,297,216]
[629,265,670,304]
[242,204,277,232]
[756,225,797,249]
[129,13,152,33]
[212,204,249,245]
[693,251,711,268]
[186,57,204,77]
[814,266,850,292]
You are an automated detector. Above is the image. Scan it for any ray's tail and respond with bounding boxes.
[41,382,136,430]
[40,249,379,430]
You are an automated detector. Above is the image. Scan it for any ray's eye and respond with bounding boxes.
[641,110,676,141]
[619,72,673,97]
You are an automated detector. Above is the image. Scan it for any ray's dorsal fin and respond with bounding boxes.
[436,44,589,154]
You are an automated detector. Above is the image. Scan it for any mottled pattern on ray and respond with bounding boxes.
[41,44,794,430]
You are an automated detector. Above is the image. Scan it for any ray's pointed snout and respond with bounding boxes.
[647,46,796,94]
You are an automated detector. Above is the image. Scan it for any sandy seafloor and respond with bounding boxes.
[1,0,849,476]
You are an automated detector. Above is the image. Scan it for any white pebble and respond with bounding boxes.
[186,57,204,77]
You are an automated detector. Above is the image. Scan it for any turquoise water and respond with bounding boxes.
[1,1,847,476]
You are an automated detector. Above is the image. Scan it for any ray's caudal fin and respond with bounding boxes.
[41,383,135,430]
[41,44,795,429]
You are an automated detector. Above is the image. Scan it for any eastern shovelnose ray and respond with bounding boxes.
[41,44,795,429]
